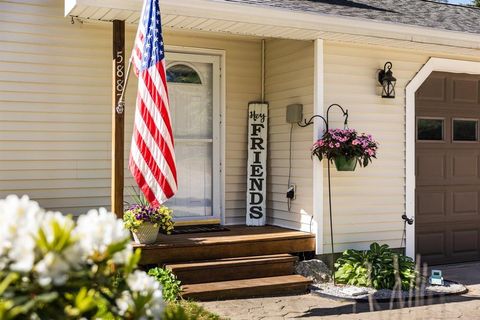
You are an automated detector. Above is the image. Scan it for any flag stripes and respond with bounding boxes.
[129,0,177,206]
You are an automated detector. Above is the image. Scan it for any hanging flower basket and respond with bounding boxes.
[312,128,378,171]
[334,155,357,171]
[131,222,160,244]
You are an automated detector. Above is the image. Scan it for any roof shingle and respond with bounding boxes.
[220,0,480,34]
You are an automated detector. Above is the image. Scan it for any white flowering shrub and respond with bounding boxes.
[0,195,164,320]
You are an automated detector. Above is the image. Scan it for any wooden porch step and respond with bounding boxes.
[166,254,297,284]
[135,225,315,265]
[181,275,312,301]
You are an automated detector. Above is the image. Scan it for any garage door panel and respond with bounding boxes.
[416,75,446,102]
[416,229,446,263]
[452,78,479,104]
[416,152,447,185]
[452,191,478,215]
[416,190,446,218]
[452,228,479,255]
[416,71,480,265]
[452,153,479,179]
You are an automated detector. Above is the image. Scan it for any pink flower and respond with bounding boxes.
[352,139,359,145]
[335,143,340,148]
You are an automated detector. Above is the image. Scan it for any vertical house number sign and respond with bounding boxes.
[246,102,268,226]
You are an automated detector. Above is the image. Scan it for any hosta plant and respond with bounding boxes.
[0,195,165,320]
[334,243,417,290]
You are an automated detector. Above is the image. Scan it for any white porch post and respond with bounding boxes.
[313,39,325,254]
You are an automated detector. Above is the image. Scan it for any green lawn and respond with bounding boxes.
[164,301,226,320]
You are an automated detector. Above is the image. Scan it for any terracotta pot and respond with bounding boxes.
[334,156,357,171]
[132,222,160,244]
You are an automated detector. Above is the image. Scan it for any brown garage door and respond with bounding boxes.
[416,71,480,265]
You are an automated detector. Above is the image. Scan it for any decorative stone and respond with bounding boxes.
[311,279,468,302]
[294,259,331,283]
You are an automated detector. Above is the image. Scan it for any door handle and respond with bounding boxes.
[402,214,414,225]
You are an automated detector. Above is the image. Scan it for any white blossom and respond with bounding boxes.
[116,290,134,316]
[127,270,162,294]
[74,208,130,260]
[118,270,164,319]
[8,236,36,273]
[113,242,133,265]
[33,212,82,286]
[34,252,70,287]
[0,195,44,272]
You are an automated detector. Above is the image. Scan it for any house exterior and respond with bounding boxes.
[2,0,480,266]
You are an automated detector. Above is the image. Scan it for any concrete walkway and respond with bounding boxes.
[200,262,480,319]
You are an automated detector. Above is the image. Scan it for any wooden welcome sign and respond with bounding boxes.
[246,102,268,226]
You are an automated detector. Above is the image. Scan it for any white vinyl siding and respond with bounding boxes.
[265,39,315,232]
[0,0,262,222]
[0,0,112,214]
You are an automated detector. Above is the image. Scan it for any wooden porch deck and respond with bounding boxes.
[133,225,315,265]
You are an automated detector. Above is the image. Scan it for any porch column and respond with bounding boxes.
[112,20,125,218]
[313,38,325,254]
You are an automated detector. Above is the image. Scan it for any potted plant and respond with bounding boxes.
[124,191,174,244]
[312,128,378,171]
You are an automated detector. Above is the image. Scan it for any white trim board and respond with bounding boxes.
[313,39,325,254]
[405,57,480,259]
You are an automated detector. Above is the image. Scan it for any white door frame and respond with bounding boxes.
[165,46,226,224]
[405,57,480,258]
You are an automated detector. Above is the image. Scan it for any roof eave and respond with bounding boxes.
[65,0,480,49]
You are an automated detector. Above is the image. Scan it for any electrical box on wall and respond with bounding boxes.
[286,184,296,200]
[286,104,303,123]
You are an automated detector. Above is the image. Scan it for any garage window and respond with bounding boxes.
[453,119,478,142]
[417,118,444,141]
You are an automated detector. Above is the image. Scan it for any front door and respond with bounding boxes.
[165,52,221,224]
[415,71,480,265]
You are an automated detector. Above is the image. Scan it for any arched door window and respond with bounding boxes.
[166,63,202,84]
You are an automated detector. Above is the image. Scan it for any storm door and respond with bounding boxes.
[165,52,221,222]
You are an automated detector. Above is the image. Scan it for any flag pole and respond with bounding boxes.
[112,20,126,218]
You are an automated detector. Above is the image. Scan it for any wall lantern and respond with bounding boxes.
[378,62,396,99]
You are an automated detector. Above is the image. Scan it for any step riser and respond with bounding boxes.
[180,275,312,302]
[140,238,314,264]
[182,283,310,301]
[172,261,295,284]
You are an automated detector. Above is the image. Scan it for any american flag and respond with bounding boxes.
[129,0,177,206]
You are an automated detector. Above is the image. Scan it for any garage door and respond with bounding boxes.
[416,71,480,265]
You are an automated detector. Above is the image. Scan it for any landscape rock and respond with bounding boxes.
[295,259,331,283]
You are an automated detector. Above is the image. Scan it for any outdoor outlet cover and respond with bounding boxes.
[286,104,303,123]
[286,184,296,200]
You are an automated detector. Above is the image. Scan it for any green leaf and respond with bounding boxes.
[0,273,19,295]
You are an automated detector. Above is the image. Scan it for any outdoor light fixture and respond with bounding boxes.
[378,61,396,99]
